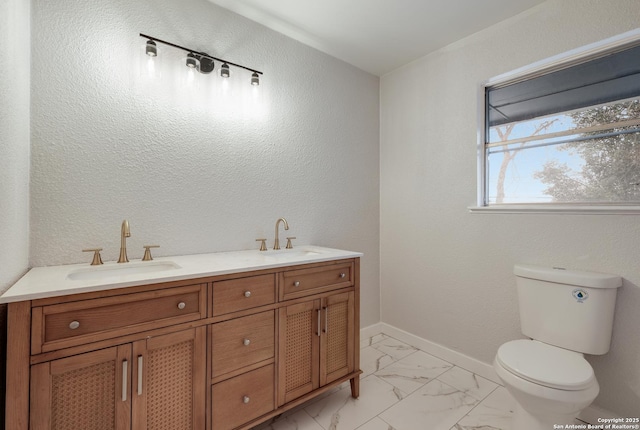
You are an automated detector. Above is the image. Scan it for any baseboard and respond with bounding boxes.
[374,322,502,384]
[361,322,617,424]
[360,322,385,342]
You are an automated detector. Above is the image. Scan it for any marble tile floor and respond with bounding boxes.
[254,333,588,430]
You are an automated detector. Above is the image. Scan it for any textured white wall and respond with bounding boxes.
[0,0,29,418]
[0,0,30,293]
[30,0,380,326]
[381,0,640,416]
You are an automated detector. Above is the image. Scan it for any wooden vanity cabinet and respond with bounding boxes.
[13,280,208,430]
[5,256,360,430]
[320,291,355,387]
[278,290,356,406]
[131,327,206,430]
[30,345,132,430]
[209,274,278,429]
[29,327,206,430]
[277,263,358,407]
[210,260,360,429]
[31,283,206,354]
[211,364,275,429]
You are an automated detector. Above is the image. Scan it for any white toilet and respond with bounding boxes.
[494,264,621,429]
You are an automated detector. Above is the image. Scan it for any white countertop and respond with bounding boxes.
[0,245,362,304]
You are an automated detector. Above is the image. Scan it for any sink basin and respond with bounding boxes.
[270,249,322,256]
[256,248,324,262]
[67,261,181,281]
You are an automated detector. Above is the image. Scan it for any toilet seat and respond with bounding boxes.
[496,340,595,391]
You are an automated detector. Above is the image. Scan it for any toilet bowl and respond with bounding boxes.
[494,265,621,429]
[494,340,599,429]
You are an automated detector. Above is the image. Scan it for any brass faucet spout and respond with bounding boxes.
[274,218,289,250]
[118,220,130,263]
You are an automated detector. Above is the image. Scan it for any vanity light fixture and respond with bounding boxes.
[141,33,262,85]
[221,63,230,78]
[145,40,157,57]
[186,53,198,69]
[198,56,215,74]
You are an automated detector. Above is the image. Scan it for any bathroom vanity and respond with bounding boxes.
[2,246,362,430]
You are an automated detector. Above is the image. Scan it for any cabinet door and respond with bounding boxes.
[277,300,320,406]
[320,291,355,386]
[131,327,206,430]
[30,345,132,430]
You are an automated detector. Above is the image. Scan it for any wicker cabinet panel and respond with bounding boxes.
[132,327,206,430]
[211,311,275,378]
[29,345,132,430]
[212,274,275,316]
[277,289,357,407]
[320,291,355,386]
[211,364,275,430]
[29,329,206,430]
[277,300,320,406]
[280,262,353,301]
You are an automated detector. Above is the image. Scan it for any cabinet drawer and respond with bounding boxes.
[212,364,274,430]
[212,274,275,316]
[280,261,354,300]
[36,284,206,351]
[211,311,275,378]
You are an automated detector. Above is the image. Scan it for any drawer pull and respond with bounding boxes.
[340,273,346,278]
[243,395,250,404]
[137,355,143,395]
[244,291,251,298]
[294,281,300,287]
[122,360,128,401]
[177,302,186,310]
[243,338,251,346]
[69,321,80,330]
[323,306,328,333]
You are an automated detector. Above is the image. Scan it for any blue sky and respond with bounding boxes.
[486,114,583,203]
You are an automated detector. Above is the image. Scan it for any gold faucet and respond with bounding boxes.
[273,218,289,250]
[118,220,130,263]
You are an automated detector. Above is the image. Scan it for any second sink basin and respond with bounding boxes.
[256,248,324,262]
[67,261,181,281]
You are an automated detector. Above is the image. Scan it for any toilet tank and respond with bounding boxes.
[514,265,621,355]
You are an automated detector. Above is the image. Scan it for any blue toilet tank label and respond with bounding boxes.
[572,288,589,303]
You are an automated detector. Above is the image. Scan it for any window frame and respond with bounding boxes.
[472,28,640,214]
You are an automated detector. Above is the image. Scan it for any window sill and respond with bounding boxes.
[468,205,640,215]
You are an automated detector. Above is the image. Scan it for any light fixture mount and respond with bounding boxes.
[198,56,215,74]
[140,33,262,84]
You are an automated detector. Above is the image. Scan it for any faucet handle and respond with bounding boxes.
[285,237,296,249]
[255,238,267,251]
[82,248,104,266]
[142,245,159,261]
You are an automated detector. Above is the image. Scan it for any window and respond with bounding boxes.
[477,31,640,212]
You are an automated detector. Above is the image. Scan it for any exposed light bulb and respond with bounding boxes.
[145,40,157,56]
[251,72,260,86]
[186,53,197,68]
[221,63,230,78]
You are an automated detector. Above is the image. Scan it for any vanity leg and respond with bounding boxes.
[5,301,31,430]
[349,375,360,398]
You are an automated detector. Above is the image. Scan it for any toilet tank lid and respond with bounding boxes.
[514,265,621,289]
